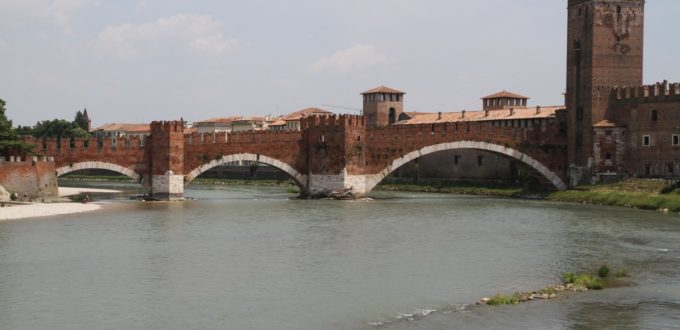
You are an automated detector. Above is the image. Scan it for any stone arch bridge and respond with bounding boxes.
[24,115,568,200]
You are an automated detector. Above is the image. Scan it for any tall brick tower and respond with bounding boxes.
[149,120,185,200]
[566,0,644,183]
[362,86,405,128]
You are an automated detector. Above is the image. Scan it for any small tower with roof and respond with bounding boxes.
[361,86,406,128]
[481,91,529,111]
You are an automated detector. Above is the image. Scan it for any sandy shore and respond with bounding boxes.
[0,187,122,221]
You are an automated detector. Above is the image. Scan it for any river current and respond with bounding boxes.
[1,183,679,329]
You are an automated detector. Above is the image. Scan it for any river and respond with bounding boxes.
[1,183,679,329]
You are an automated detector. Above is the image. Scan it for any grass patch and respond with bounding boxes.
[376,182,523,198]
[548,179,680,212]
[563,272,603,290]
[486,293,522,306]
[614,268,628,278]
[61,174,133,182]
[191,178,294,187]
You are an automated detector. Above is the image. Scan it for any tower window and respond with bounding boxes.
[605,152,612,160]
[617,6,622,14]
[643,135,651,147]
[672,134,679,146]
[389,108,397,125]
[652,110,658,121]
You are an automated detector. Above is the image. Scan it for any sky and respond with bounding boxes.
[2,0,680,127]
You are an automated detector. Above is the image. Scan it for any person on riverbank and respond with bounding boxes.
[82,195,89,204]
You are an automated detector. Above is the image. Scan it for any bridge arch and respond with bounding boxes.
[185,153,306,190]
[364,141,567,193]
[56,161,142,182]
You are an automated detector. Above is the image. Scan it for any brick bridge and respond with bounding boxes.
[24,115,568,200]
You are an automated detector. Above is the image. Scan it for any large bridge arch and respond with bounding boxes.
[56,161,142,182]
[364,141,567,193]
[185,153,307,190]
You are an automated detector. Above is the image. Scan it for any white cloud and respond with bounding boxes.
[309,44,387,74]
[0,0,92,35]
[93,14,240,60]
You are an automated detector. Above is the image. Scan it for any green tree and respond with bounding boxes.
[0,99,33,155]
[74,110,89,131]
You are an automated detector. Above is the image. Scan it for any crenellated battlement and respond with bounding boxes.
[612,80,680,103]
[150,120,184,133]
[300,114,366,129]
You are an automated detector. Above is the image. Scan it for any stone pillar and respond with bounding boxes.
[151,170,184,200]
[149,120,185,200]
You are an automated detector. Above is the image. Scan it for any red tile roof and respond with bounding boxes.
[481,90,530,99]
[194,116,241,124]
[396,106,564,125]
[95,123,150,132]
[361,85,406,95]
[283,107,333,121]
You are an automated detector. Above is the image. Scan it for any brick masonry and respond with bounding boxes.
[0,158,58,201]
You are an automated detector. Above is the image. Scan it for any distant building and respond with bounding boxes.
[282,108,333,131]
[232,116,269,132]
[192,116,241,134]
[92,123,150,139]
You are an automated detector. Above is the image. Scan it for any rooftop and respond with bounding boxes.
[481,90,530,100]
[94,123,150,132]
[396,106,563,125]
[361,85,406,95]
[194,116,242,124]
[283,107,333,121]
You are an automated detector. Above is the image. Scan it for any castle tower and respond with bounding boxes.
[361,86,405,128]
[149,120,185,200]
[566,0,644,171]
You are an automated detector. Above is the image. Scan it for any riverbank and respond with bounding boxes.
[0,187,120,221]
[375,182,524,197]
[547,179,680,213]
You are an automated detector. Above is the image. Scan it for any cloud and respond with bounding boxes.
[93,14,241,60]
[309,44,387,74]
[0,0,92,35]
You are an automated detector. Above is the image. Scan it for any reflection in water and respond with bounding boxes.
[0,182,679,330]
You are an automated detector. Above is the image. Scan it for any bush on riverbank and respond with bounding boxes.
[376,182,523,197]
[563,272,603,290]
[548,179,680,212]
[486,293,522,305]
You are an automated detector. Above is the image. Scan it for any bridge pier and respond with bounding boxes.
[151,171,185,201]
[149,120,186,201]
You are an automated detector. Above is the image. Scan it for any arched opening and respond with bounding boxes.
[363,141,567,193]
[56,162,142,183]
[388,108,397,125]
[185,153,307,194]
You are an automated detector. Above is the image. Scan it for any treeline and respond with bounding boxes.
[0,98,90,155]
[16,110,90,139]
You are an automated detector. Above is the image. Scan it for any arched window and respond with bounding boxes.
[388,108,397,125]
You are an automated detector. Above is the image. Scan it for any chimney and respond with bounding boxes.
[461,110,466,119]
[438,112,442,120]
[509,108,514,116]
[535,106,541,115]
[484,109,489,117]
